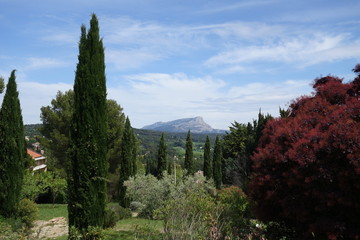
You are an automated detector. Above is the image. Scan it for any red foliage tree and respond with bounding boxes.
[249,67,360,239]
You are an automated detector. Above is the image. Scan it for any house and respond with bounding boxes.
[27,148,47,172]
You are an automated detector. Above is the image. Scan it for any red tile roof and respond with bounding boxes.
[27,149,42,159]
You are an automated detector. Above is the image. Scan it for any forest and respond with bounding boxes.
[0,14,359,240]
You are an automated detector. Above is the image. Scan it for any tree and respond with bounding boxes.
[118,117,137,207]
[222,111,272,187]
[250,67,360,239]
[203,136,212,179]
[39,90,125,174]
[184,130,194,175]
[0,70,26,216]
[213,136,222,189]
[67,14,108,229]
[0,76,4,93]
[156,133,167,179]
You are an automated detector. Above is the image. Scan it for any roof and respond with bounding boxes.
[27,149,43,159]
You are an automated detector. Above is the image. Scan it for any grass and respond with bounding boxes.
[37,204,68,221]
[36,204,164,239]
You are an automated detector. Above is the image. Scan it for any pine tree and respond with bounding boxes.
[213,136,222,189]
[184,130,195,175]
[0,70,26,216]
[118,117,137,207]
[203,136,212,179]
[67,14,108,229]
[156,133,167,178]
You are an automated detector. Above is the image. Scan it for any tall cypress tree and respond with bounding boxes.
[156,133,167,179]
[184,130,195,175]
[67,14,108,229]
[213,136,222,189]
[118,117,136,207]
[0,70,26,216]
[203,136,212,179]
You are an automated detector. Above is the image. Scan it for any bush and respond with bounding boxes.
[16,198,38,229]
[129,201,145,212]
[0,217,22,240]
[68,226,105,240]
[217,186,251,238]
[103,205,132,228]
[160,191,222,240]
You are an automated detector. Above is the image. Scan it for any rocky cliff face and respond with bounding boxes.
[142,116,225,133]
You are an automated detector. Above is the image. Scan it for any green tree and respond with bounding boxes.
[67,14,108,229]
[184,130,194,175]
[156,133,167,179]
[0,76,4,93]
[118,117,137,207]
[0,70,26,216]
[39,90,125,174]
[213,136,222,189]
[203,136,212,179]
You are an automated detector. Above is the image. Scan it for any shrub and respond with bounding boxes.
[0,217,21,240]
[129,201,145,212]
[103,205,132,229]
[160,190,222,240]
[250,68,360,238]
[68,226,105,240]
[217,186,251,238]
[16,198,38,229]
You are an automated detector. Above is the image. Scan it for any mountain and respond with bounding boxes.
[142,116,226,133]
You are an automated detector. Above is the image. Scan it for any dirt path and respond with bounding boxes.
[31,217,68,239]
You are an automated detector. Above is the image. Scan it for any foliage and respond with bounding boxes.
[21,170,67,204]
[250,67,360,239]
[160,190,222,240]
[0,76,4,93]
[0,70,26,217]
[203,136,212,179]
[130,201,145,212]
[222,111,272,187]
[118,117,138,207]
[125,172,216,219]
[39,90,125,174]
[217,186,251,238]
[68,226,105,240]
[16,198,38,229]
[0,217,23,240]
[212,136,222,189]
[156,133,167,178]
[184,130,195,175]
[67,14,108,230]
[104,204,132,228]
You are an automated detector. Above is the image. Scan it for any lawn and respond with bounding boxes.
[36,204,164,239]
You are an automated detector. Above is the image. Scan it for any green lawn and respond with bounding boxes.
[37,204,68,221]
[36,204,164,239]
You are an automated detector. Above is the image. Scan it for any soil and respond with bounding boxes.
[31,217,68,239]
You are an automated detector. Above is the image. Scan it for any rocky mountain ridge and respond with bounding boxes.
[142,116,225,133]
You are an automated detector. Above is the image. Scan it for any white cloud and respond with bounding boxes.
[107,73,312,129]
[25,57,68,70]
[17,81,72,124]
[205,34,360,69]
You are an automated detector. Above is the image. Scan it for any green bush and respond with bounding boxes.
[217,186,251,238]
[129,201,145,212]
[0,217,21,240]
[103,207,117,229]
[16,198,38,229]
[68,226,105,240]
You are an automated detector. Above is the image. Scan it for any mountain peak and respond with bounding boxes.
[142,117,225,133]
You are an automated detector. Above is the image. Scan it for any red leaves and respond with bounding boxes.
[249,65,360,239]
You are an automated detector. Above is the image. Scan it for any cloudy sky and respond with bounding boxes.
[1,0,360,129]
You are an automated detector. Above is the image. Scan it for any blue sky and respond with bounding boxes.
[1,0,360,129]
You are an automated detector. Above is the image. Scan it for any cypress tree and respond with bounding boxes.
[0,70,26,216]
[130,127,137,176]
[184,130,195,175]
[213,136,222,189]
[156,133,167,178]
[118,117,136,207]
[203,136,212,179]
[67,14,108,229]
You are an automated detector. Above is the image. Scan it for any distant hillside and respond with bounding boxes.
[142,116,226,134]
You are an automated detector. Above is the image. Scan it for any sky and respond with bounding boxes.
[0,0,360,130]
